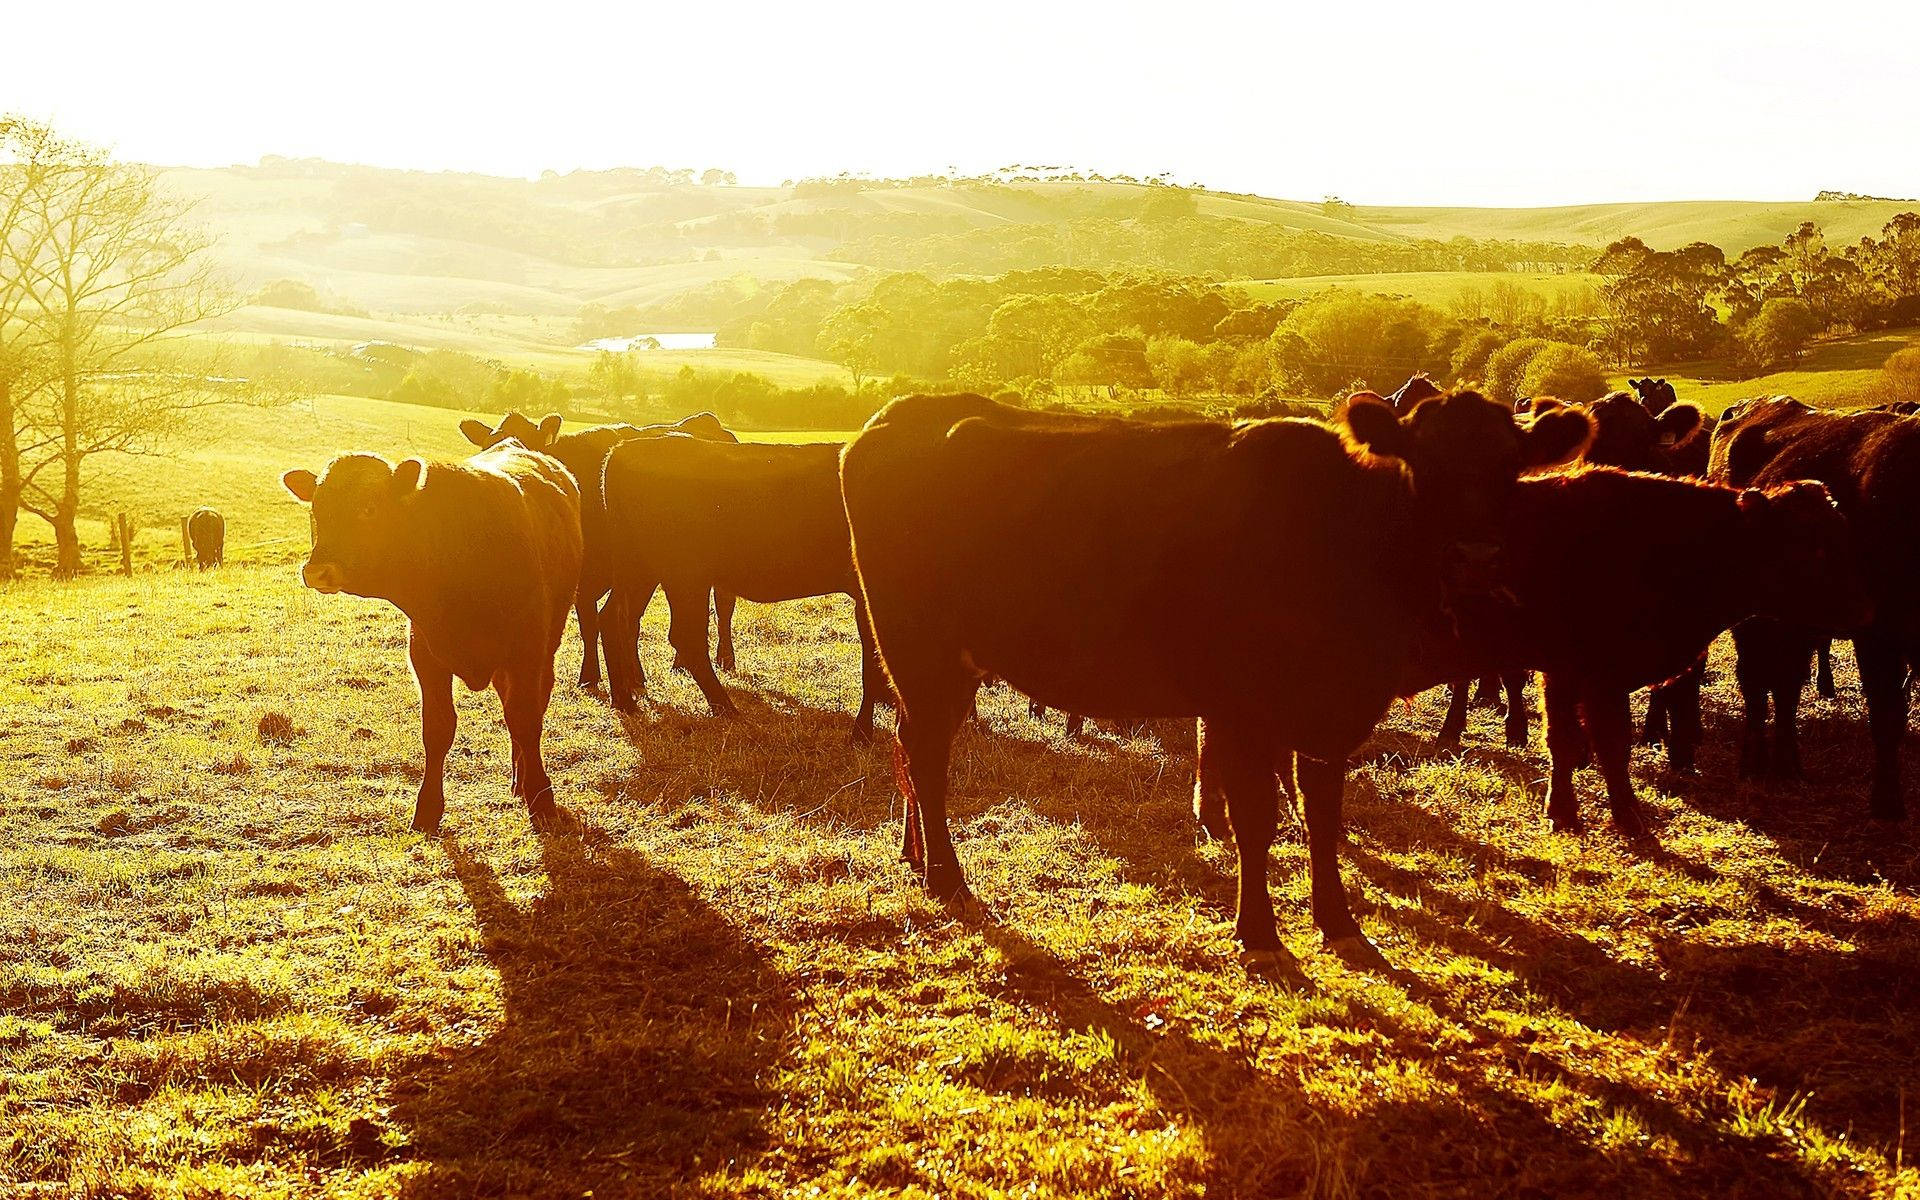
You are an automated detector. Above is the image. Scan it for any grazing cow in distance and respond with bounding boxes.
[599,434,887,739]
[1709,397,1918,819]
[282,442,583,832]
[187,508,225,569]
[842,389,1593,963]
[459,410,738,689]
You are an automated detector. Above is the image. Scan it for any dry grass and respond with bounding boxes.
[2,561,1918,1198]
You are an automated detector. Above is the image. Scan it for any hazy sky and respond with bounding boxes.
[5,0,1917,206]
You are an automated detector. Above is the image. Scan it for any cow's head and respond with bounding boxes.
[1343,388,1593,591]
[1739,481,1873,631]
[459,411,563,452]
[282,454,427,599]
[1629,377,1678,415]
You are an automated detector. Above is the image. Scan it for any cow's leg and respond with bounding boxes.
[1296,753,1371,952]
[1064,713,1085,738]
[1502,671,1531,748]
[849,594,884,743]
[1438,680,1470,745]
[1191,718,1233,840]
[894,671,977,902]
[1643,681,1670,748]
[574,588,604,688]
[1771,640,1815,780]
[1664,657,1705,773]
[1472,674,1502,710]
[1543,673,1588,832]
[501,660,559,829]
[408,631,456,835]
[1207,720,1281,950]
[1580,686,1643,836]
[1855,631,1910,821]
[1733,621,1774,779]
[714,589,738,672]
[602,586,648,714]
[1816,639,1838,700]
[666,582,734,716]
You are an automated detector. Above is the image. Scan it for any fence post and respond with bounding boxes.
[117,514,133,577]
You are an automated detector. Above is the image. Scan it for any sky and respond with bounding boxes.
[4,0,1918,207]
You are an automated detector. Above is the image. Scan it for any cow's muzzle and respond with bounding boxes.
[302,560,345,594]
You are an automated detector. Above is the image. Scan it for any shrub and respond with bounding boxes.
[1482,337,1548,406]
[1737,297,1820,372]
[1517,342,1609,405]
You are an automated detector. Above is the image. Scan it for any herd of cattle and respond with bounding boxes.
[277,378,1919,963]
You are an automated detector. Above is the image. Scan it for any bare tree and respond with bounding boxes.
[3,117,237,577]
[0,117,65,580]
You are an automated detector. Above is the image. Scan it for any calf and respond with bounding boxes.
[599,435,886,738]
[1709,397,1920,818]
[187,508,225,569]
[842,389,1593,961]
[282,443,583,832]
[459,410,737,688]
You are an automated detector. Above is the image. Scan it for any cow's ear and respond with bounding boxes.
[459,419,494,447]
[1520,405,1594,469]
[1341,394,1407,458]
[282,469,317,503]
[1657,403,1703,444]
[393,458,426,493]
[538,413,563,443]
[1737,487,1770,516]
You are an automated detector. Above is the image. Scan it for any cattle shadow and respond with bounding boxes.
[387,822,792,1196]
[975,920,1844,1197]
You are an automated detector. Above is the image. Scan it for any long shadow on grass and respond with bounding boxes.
[978,921,1840,1197]
[388,823,792,1197]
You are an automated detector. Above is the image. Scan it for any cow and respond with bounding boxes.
[187,507,225,569]
[841,389,1594,963]
[1708,397,1919,819]
[458,410,737,689]
[1386,373,1444,414]
[1629,377,1679,415]
[281,442,583,832]
[598,435,887,739]
[1198,468,1868,839]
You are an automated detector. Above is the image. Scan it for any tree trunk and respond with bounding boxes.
[53,345,81,581]
[0,373,18,583]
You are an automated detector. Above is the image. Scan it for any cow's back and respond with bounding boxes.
[843,401,1417,740]
[603,437,852,601]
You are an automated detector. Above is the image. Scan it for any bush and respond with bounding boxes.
[1482,337,1549,406]
[1516,342,1609,405]
[1737,297,1820,372]
[1450,330,1506,385]
[1269,292,1452,397]
[1871,346,1920,406]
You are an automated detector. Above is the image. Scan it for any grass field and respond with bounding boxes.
[3,565,1918,1198]
[1626,328,1920,416]
[4,375,1920,1198]
[1235,272,1604,310]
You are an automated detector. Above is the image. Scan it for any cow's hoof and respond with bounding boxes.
[1240,945,1305,981]
[527,795,562,833]
[1327,933,1392,973]
[1234,923,1284,953]
[717,655,737,672]
[1504,730,1528,750]
[411,808,444,836]
[1546,810,1584,835]
[1870,786,1906,823]
[925,862,973,905]
[1612,812,1649,839]
[1194,797,1231,843]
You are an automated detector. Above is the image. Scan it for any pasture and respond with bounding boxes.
[2,391,1919,1198]
[1234,272,1604,311]
[1629,327,1920,416]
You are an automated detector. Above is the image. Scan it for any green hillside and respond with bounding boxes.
[1355,199,1918,253]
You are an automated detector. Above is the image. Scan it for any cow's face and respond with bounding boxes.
[1742,482,1873,630]
[282,454,425,598]
[1629,377,1678,415]
[1344,389,1593,593]
[459,411,562,452]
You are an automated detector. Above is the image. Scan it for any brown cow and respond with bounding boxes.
[842,389,1593,962]
[599,434,887,738]
[1709,397,1919,818]
[187,507,225,569]
[1436,391,1719,762]
[459,410,737,689]
[282,443,583,832]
